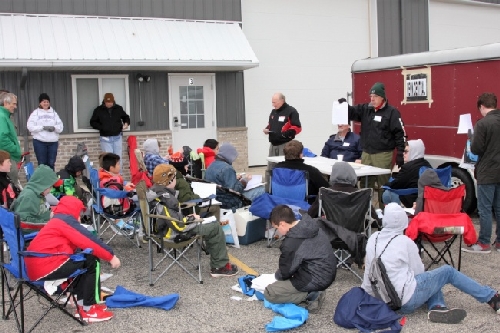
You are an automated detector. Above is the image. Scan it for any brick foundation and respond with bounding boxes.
[17,127,248,182]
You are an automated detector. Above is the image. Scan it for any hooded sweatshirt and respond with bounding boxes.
[11,165,59,230]
[143,139,169,175]
[385,139,431,207]
[276,214,336,292]
[361,203,424,306]
[197,146,217,168]
[26,107,64,142]
[52,156,86,198]
[414,169,448,214]
[25,196,114,281]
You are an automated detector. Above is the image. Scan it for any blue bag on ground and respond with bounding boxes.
[264,300,308,332]
[333,287,403,333]
[105,285,179,310]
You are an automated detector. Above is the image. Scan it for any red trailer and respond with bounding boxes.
[351,43,500,214]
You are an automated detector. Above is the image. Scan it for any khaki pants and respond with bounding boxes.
[361,151,393,209]
[264,279,308,305]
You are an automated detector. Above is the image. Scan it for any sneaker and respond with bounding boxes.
[494,242,500,253]
[487,293,500,314]
[428,306,467,324]
[461,242,491,254]
[74,304,113,323]
[210,263,239,277]
[306,291,326,314]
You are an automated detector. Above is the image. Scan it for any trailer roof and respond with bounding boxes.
[351,43,500,73]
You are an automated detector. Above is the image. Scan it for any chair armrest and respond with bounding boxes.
[147,214,202,225]
[433,226,464,235]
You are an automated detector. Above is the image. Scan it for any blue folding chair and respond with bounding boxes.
[23,162,35,182]
[260,168,312,247]
[0,207,89,333]
[419,165,452,188]
[88,168,142,247]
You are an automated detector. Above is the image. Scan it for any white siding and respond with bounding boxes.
[242,0,371,166]
[429,0,500,50]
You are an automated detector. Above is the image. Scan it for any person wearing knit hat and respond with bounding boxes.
[205,143,265,210]
[361,203,500,324]
[52,155,88,201]
[27,93,64,170]
[90,93,130,173]
[25,195,120,322]
[149,163,239,277]
[143,138,170,176]
[337,83,406,209]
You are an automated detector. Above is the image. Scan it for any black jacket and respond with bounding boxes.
[266,103,301,146]
[471,109,500,184]
[348,101,405,154]
[273,159,329,200]
[90,103,130,137]
[276,214,336,292]
[385,158,431,207]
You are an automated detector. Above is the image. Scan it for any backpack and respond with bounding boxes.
[101,180,132,216]
[369,234,403,310]
[334,287,404,333]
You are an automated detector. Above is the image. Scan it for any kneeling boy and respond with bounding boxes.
[150,164,238,277]
[264,205,337,313]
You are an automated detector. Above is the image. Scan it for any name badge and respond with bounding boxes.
[278,116,285,122]
[343,142,350,146]
[374,115,382,122]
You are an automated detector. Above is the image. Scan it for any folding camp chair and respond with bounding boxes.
[88,168,142,248]
[317,187,373,281]
[265,168,311,247]
[135,181,203,285]
[406,184,475,271]
[0,207,88,333]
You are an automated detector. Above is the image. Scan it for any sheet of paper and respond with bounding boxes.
[457,113,473,134]
[244,175,264,191]
[331,101,348,125]
[404,208,415,216]
[190,182,217,198]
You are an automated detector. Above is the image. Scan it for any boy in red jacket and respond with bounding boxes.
[25,196,121,323]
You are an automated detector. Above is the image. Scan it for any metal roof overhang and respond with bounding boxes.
[0,14,259,72]
[352,42,500,73]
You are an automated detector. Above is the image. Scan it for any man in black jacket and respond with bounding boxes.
[90,93,130,172]
[273,140,329,203]
[263,93,302,157]
[339,82,406,208]
[463,92,500,254]
[264,205,336,313]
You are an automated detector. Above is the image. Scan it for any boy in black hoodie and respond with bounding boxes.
[0,150,21,208]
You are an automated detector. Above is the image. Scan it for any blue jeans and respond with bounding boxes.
[400,265,495,313]
[100,135,123,172]
[33,139,59,170]
[477,183,500,245]
[243,186,265,201]
[382,190,402,205]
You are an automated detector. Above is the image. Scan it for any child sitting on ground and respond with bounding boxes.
[0,150,21,208]
[98,153,135,216]
[150,164,238,277]
[52,155,87,200]
[11,165,62,233]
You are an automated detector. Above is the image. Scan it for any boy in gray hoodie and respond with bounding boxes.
[362,203,500,324]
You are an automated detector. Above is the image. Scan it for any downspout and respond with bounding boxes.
[19,67,29,161]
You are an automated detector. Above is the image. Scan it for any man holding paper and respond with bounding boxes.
[463,93,500,254]
[338,82,406,208]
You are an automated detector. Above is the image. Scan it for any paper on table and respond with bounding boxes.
[457,113,473,134]
[244,175,264,191]
[332,101,348,125]
[191,182,216,198]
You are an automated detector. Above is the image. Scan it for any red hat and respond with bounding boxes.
[52,196,85,220]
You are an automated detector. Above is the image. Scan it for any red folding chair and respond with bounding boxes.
[405,185,477,271]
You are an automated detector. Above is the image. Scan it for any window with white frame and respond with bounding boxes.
[71,74,130,132]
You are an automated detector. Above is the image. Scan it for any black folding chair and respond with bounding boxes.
[317,187,373,281]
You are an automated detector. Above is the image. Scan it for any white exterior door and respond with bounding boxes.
[169,74,216,152]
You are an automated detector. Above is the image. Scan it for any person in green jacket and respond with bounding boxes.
[11,165,62,233]
[0,93,22,186]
